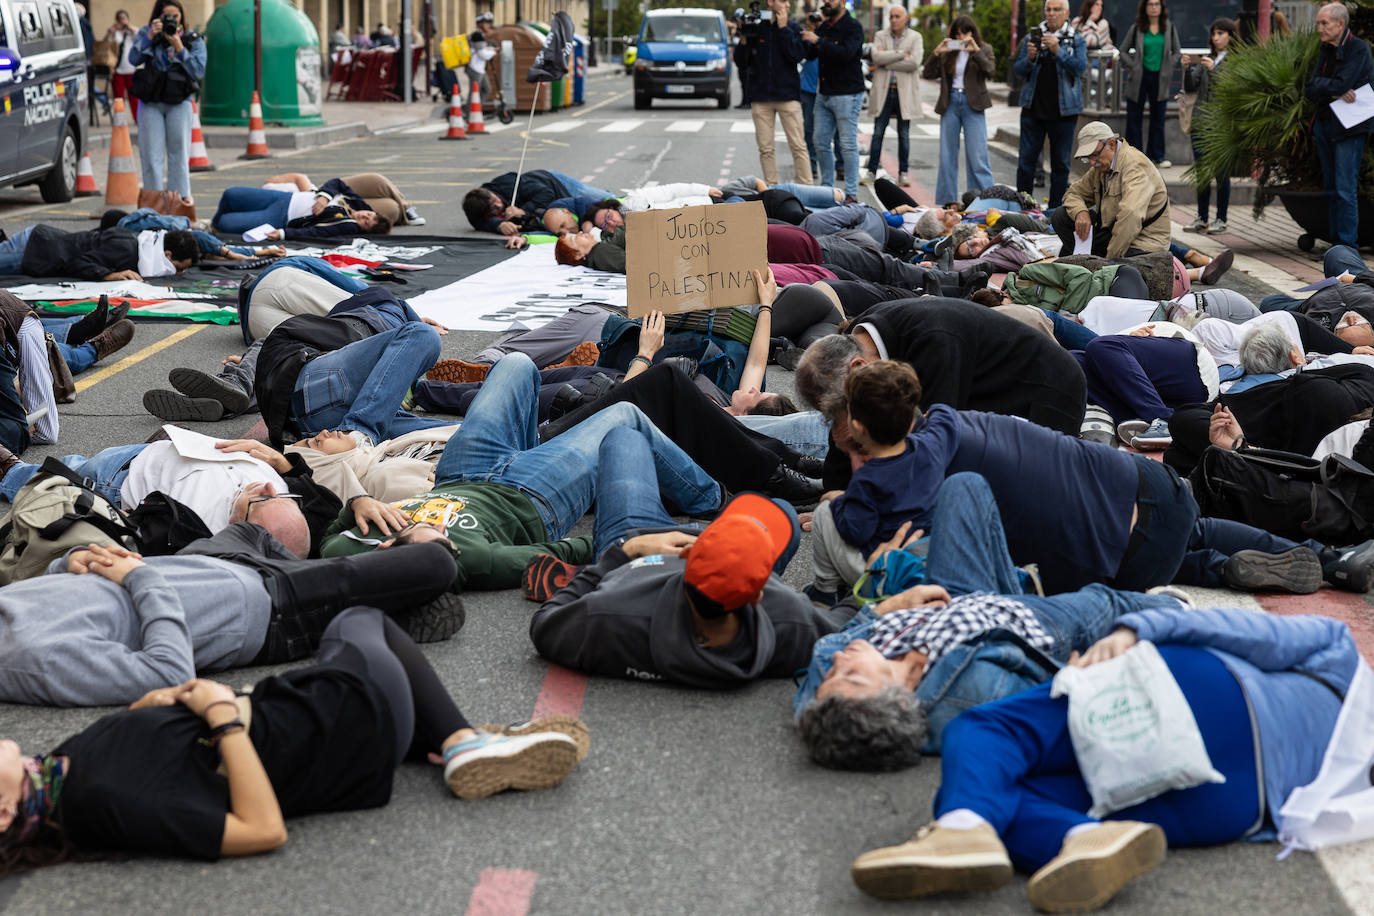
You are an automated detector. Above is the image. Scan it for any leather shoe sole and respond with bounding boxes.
[169,368,252,416]
[143,389,225,422]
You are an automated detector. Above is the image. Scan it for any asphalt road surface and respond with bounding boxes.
[0,72,1368,916]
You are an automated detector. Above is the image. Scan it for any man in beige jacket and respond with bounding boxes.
[862,5,923,185]
[1052,120,1171,259]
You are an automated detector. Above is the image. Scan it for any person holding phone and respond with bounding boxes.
[1182,18,1236,234]
[1012,0,1088,209]
[922,15,995,205]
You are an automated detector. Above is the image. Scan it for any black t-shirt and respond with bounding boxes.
[1030,47,1061,120]
[55,668,394,861]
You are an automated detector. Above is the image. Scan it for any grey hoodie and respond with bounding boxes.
[0,555,271,706]
[530,544,847,688]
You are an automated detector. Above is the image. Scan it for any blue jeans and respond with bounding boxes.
[935,644,1260,872]
[591,424,801,570]
[1125,68,1167,163]
[0,443,147,503]
[1313,118,1366,248]
[1324,243,1368,277]
[800,91,842,179]
[814,91,864,198]
[1191,133,1229,221]
[1016,113,1077,209]
[1045,308,1098,350]
[936,89,995,206]
[138,98,193,198]
[548,171,615,204]
[213,187,293,233]
[431,354,721,540]
[0,226,35,274]
[866,89,908,174]
[291,322,448,445]
[1177,516,1324,589]
[771,182,839,210]
[736,410,831,458]
[42,317,97,374]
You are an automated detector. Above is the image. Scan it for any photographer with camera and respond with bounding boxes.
[128,0,206,202]
[1011,0,1086,210]
[800,0,864,200]
[734,0,813,186]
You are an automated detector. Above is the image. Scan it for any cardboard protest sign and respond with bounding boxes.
[625,201,767,317]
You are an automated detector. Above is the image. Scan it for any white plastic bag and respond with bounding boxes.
[1278,660,1374,852]
[1051,640,1225,817]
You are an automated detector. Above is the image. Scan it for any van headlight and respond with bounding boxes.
[707,57,727,70]
[635,58,651,70]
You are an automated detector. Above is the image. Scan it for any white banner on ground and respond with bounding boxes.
[406,243,627,332]
[1,280,220,300]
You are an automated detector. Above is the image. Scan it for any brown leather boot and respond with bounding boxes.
[90,319,135,362]
[0,441,19,483]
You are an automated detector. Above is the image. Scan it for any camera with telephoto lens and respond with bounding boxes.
[807,10,823,24]
[736,1,773,36]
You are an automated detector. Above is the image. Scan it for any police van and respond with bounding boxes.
[632,8,731,110]
[0,0,89,202]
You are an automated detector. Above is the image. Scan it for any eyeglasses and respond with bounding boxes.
[1079,140,1108,163]
[246,492,303,512]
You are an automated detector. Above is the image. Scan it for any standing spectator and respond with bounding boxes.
[128,0,206,201]
[1307,3,1374,251]
[328,24,350,58]
[467,12,496,104]
[736,0,813,186]
[1012,0,1088,209]
[106,9,138,114]
[74,2,95,58]
[924,15,995,205]
[1183,18,1236,234]
[1071,0,1113,50]
[862,5,922,187]
[801,0,865,201]
[800,54,842,182]
[1119,0,1181,167]
[731,19,752,108]
[352,25,371,48]
[375,25,397,48]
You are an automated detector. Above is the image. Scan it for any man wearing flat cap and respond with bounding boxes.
[529,491,850,688]
[1051,120,1171,259]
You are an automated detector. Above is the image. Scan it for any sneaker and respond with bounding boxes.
[392,589,466,642]
[858,167,874,185]
[1326,538,1374,592]
[1200,248,1235,285]
[1207,219,1228,234]
[1130,418,1172,450]
[1185,217,1208,232]
[442,730,579,799]
[522,553,580,602]
[1080,405,1115,445]
[803,582,840,608]
[1156,159,1172,168]
[1146,584,1194,608]
[898,172,910,186]
[404,206,425,226]
[1115,419,1149,444]
[472,715,591,761]
[142,389,225,422]
[1222,546,1323,594]
[425,358,493,384]
[89,319,135,362]
[1026,821,1166,913]
[168,367,252,416]
[850,822,1013,900]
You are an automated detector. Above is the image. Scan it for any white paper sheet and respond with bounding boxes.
[1330,83,1374,130]
[1073,227,1094,255]
[164,425,258,463]
[242,224,277,243]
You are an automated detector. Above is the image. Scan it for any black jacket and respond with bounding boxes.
[804,11,863,95]
[734,19,804,102]
[253,287,397,448]
[19,226,140,280]
[1307,28,1374,138]
[530,535,846,688]
[480,169,570,233]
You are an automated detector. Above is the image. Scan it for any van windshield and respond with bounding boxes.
[643,15,719,43]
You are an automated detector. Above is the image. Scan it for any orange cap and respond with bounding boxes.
[683,493,792,609]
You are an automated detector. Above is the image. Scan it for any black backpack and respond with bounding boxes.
[1189,445,1374,545]
[126,491,213,556]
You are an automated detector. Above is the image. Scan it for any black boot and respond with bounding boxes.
[66,294,110,347]
[761,463,822,507]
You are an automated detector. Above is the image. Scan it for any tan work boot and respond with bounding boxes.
[851,821,1013,900]
[1027,820,1166,913]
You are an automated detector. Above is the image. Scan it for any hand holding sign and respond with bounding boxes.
[625,201,768,317]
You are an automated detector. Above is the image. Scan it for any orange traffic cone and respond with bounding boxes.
[105,97,139,206]
[438,87,468,141]
[467,84,486,134]
[240,91,270,160]
[188,100,215,171]
[75,151,100,196]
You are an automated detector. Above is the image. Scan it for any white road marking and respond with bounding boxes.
[533,121,581,133]
[730,121,755,133]
[666,120,705,132]
[599,120,644,132]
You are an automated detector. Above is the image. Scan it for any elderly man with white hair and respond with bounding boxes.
[862,5,922,186]
[1307,3,1374,248]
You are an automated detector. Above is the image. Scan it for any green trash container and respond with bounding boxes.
[199,0,324,126]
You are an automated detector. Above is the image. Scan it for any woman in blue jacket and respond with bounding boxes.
[846,603,1357,912]
[127,0,206,200]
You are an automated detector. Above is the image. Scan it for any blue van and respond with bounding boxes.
[0,0,89,202]
[632,7,730,110]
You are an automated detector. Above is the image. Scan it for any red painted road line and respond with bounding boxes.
[532,662,589,719]
[239,418,269,442]
[1254,590,1374,664]
[464,868,537,916]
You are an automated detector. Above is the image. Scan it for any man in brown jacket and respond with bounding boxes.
[1051,120,1171,259]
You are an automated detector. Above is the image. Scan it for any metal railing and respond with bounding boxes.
[1081,49,1120,114]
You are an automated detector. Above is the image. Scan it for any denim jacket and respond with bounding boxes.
[129,25,207,80]
[1012,23,1087,117]
[792,602,1059,753]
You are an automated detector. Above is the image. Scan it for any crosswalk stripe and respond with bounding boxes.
[730,121,755,133]
[402,123,445,134]
[666,120,705,132]
[599,120,644,132]
[914,124,940,137]
[533,121,581,133]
